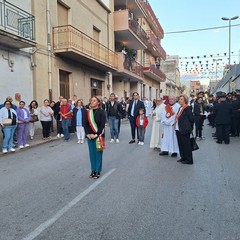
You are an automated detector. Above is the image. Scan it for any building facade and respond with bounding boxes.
[0,0,36,104]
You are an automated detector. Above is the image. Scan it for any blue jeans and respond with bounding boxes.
[62,119,71,140]
[87,138,103,173]
[2,125,16,150]
[108,116,119,139]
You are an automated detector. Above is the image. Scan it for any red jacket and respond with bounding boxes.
[136,115,148,128]
[60,103,72,119]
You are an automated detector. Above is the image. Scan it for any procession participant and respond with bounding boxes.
[193,97,207,140]
[215,92,233,144]
[53,96,64,138]
[175,95,195,164]
[136,108,148,145]
[143,97,152,117]
[231,94,240,137]
[160,96,180,157]
[150,98,165,151]
[83,96,106,179]
[128,92,145,144]
[106,93,122,143]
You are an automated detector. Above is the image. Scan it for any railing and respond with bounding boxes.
[144,64,166,80]
[128,14,148,46]
[53,25,118,69]
[0,0,35,40]
[147,32,166,60]
[123,55,144,78]
[140,0,164,38]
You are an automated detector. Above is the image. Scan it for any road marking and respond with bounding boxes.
[22,168,116,240]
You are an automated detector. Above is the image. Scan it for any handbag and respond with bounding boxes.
[30,115,39,122]
[190,133,199,151]
[2,118,13,126]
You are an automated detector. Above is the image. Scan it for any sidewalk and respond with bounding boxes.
[0,131,63,157]
[0,118,129,157]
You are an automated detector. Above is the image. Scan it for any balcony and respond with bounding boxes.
[143,64,166,82]
[114,10,148,50]
[0,0,36,49]
[114,0,146,18]
[53,25,118,71]
[112,53,144,82]
[147,32,166,59]
[140,0,164,39]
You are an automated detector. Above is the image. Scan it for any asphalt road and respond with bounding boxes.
[0,120,240,240]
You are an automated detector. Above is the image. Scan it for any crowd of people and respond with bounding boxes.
[1,89,240,176]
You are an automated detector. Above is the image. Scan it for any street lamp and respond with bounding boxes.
[221,16,239,92]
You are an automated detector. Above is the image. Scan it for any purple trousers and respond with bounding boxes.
[17,123,29,146]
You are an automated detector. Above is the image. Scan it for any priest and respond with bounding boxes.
[160,96,180,157]
[150,98,165,150]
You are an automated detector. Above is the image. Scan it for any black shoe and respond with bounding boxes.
[171,153,177,157]
[216,141,222,144]
[181,161,193,165]
[177,158,184,162]
[89,171,96,178]
[94,172,100,179]
[129,140,135,144]
[154,147,160,151]
[224,142,230,144]
[159,151,168,156]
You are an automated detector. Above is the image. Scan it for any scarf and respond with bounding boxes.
[165,104,175,118]
[175,104,188,122]
[87,109,105,151]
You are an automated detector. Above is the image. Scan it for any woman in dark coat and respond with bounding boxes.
[83,96,106,179]
[175,95,194,164]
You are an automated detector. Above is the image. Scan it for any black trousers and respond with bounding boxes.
[231,117,240,136]
[216,124,230,143]
[41,121,51,138]
[176,130,193,164]
[194,116,204,137]
[129,116,139,140]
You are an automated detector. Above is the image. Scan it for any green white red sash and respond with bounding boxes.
[87,109,105,151]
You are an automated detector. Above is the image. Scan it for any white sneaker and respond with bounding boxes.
[77,140,81,144]
[60,134,64,138]
[2,149,8,153]
[30,136,34,140]
[116,139,119,143]
[80,140,84,144]
[9,148,15,152]
[141,142,144,145]
[19,145,24,149]
[24,144,30,147]
[110,139,114,143]
[57,134,60,138]
[138,142,141,145]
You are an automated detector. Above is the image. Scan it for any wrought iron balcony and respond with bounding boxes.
[53,25,118,71]
[143,64,166,82]
[0,0,35,48]
[123,55,144,78]
[147,32,166,60]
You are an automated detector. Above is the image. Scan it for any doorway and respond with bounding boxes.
[59,69,70,100]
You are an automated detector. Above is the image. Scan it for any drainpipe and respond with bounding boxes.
[47,0,52,101]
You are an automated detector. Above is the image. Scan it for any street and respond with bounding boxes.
[0,120,240,240]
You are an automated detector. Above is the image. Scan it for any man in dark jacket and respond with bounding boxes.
[214,92,233,144]
[106,93,122,143]
[231,94,240,137]
[127,92,145,143]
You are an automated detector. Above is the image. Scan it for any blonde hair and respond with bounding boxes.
[179,94,189,104]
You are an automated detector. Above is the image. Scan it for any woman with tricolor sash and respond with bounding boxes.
[83,96,106,179]
[174,95,194,165]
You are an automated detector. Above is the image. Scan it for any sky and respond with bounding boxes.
[148,0,240,84]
